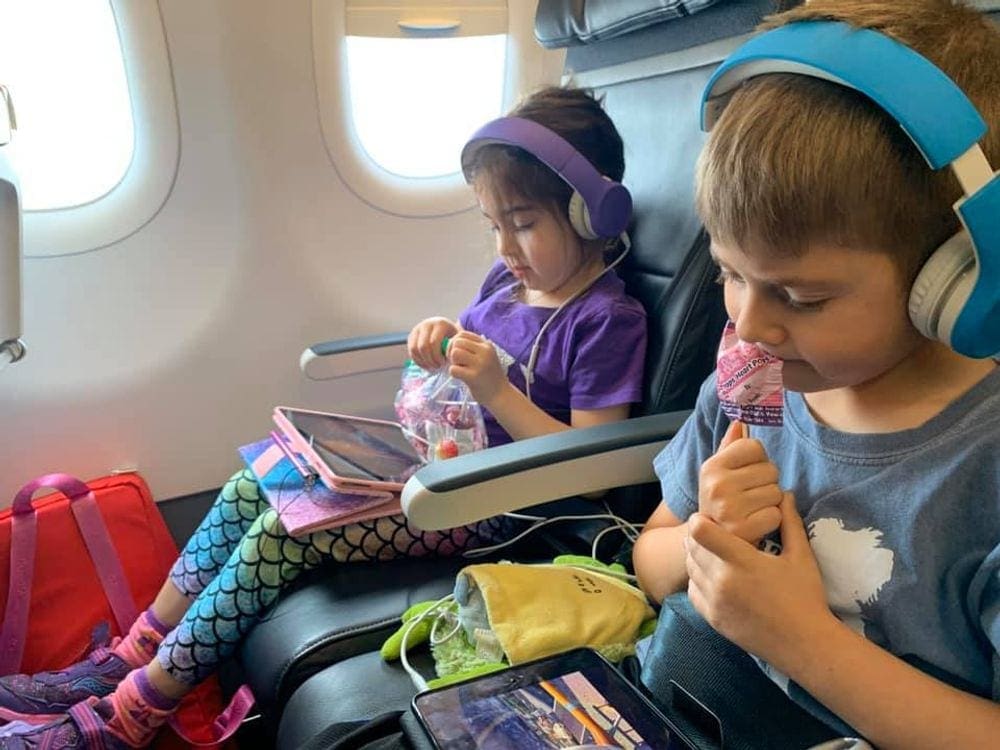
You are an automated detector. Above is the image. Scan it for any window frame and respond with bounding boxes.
[312,0,564,218]
[20,0,179,258]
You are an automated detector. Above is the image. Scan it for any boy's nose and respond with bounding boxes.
[733,293,785,347]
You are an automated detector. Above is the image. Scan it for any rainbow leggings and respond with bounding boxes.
[160,469,511,685]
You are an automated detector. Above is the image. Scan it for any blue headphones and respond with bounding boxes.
[702,21,1000,359]
[460,117,632,240]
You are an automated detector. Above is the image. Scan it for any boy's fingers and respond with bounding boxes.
[718,420,744,451]
[688,512,754,565]
[732,505,782,544]
[779,492,808,553]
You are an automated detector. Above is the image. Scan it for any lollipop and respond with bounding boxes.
[716,321,783,430]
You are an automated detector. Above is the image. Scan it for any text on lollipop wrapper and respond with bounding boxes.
[716,321,784,427]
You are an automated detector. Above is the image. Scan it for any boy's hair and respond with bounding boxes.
[463,86,625,224]
[697,0,1000,283]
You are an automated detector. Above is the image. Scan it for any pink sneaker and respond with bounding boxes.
[0,698,139,749]
[0,646,130,725]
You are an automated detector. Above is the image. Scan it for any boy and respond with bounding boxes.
[633,1,1000,747]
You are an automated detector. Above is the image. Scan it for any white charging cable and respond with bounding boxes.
[471,511,644,571]
[398,593,457,692]
[525,232,632,402]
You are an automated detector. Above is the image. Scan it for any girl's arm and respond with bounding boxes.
[447,330,631,439]
[632,503,690,602]
[483,380,628,440]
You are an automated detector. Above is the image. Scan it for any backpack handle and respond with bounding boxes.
[0,474,138,675]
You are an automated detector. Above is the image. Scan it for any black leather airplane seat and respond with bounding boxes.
[267,1,1000,747]
[260,1,796,746]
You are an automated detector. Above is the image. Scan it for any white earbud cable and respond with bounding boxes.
[525,232,632,402]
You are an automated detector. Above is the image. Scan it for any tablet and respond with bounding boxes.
[274,406,424,489]
[412,648,696,750]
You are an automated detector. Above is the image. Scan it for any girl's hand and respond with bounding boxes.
[697,420,783,545]
[446,331,506,406]
[685,492,834,667]
[407,317,459,370]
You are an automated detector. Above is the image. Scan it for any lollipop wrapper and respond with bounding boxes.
[716,321,784,426]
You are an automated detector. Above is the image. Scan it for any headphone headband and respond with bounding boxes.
[461,116,632,238]
[700,21,1000,358]
[702,22,987,168]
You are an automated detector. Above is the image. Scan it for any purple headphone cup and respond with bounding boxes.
[587,181,632,237]
[461,116,632,238]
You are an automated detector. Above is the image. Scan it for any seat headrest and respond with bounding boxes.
[535,0,734,49]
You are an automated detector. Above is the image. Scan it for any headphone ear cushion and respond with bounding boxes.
[568,191,598,240]
[908,232,975,344]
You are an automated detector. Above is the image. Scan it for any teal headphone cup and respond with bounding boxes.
[701,21,1000,358]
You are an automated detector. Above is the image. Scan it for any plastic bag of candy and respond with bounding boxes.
[394,360,488,462]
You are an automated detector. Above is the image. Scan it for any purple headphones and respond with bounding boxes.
[460,116,632,240]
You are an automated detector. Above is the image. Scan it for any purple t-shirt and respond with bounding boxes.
[459,261,647,447]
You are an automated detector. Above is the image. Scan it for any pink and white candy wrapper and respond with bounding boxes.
[716,321,783,426]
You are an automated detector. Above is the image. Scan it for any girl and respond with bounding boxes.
[0,86,647,749]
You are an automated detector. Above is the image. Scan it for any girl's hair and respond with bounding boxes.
[696,0,1000,284]
[463,86,625,223]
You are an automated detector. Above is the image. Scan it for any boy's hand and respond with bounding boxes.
[685,493,834,667]
[446,331,506,406]
[697,420,783,545]
[408,317,459,370]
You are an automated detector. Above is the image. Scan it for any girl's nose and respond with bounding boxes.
[496,228,516,257]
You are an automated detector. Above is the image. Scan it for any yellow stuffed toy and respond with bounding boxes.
[381,556,657,688]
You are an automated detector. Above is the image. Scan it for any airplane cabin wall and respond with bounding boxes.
[0,0,563,505]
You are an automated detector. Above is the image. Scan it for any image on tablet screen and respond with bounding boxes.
[455,670,653,749]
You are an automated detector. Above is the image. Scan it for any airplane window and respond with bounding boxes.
[314,0,563,218]
[346,33,505,178]
[0,0,133,210]
[0,0,178,257]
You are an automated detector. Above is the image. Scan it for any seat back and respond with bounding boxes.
[536,0,793,419]
[533,0,791,520]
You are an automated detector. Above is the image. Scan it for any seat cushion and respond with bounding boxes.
[276,649,431,750]
[239,556,466,712]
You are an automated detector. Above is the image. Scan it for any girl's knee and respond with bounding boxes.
[255,507,288,537]
[232,470,261,500]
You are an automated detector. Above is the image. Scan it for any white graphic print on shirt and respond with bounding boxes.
[756,516,895,694]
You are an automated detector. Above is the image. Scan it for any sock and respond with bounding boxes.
[102,668,179,747]
[112,609,171,668]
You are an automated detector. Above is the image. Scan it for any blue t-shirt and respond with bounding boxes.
[459,261,647,447]
[653,367,1000,716]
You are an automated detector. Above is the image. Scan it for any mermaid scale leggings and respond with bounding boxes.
[161,469,512,685]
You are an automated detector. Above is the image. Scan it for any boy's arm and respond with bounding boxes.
[686,496,1000,749]
[784,617,1000,750]
[633,503,690,603]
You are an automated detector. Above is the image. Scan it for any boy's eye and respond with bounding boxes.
[785,297,828,312]
[513,222,534,232]
[714,268,743,285]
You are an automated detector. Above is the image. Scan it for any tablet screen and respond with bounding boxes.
[413,649,693,750]
[279,409,423,483]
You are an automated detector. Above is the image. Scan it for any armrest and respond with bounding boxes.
[299,332,408,381]
[401,410,690,530]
